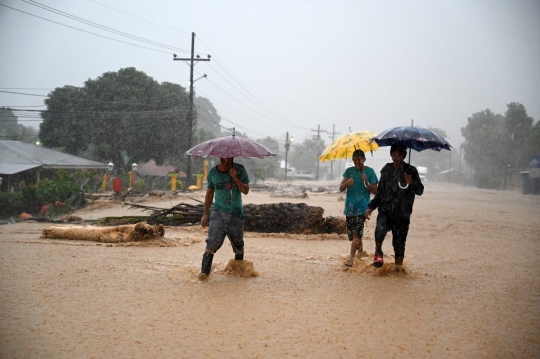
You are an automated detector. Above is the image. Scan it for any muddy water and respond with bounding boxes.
[1,182,539,358]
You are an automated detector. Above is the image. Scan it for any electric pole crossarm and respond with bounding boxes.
[173,59,210,62]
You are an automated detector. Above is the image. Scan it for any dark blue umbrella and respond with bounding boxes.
[371,125,452,163]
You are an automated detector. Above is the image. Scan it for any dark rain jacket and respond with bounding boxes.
[368,162,424,219]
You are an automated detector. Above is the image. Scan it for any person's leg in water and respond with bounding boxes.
[199,249,215,281]
[225,212,245,261]
[391,217,410,266]
[199,211,227,280]
[345,215,365,267]
[373,211,390,268]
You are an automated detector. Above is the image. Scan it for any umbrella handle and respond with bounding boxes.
[398,181,409,189]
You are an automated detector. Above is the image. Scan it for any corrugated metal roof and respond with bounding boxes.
[0,164,41,175]
[0,140,107,175]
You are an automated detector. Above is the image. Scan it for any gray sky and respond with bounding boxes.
[1,0,539,148]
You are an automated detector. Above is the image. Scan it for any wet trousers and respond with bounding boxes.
[205,210,244,255]
[374,210,410,259]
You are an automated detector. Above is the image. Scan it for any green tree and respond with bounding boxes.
[194,96,223,137]
[290,137,326,173]
[40,86,90,154]
[39,68,191,173]
[504,102,534,169]
[461,109,506,188]
[527,120,540,157]
[0,107,39,143]
[241,136,280,182]
[0,107,19,139]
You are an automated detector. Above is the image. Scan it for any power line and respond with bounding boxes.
[197,37,309,130]
[53,0,306,135]
[0,88,51,90]
[195,88,282,133]
[21,0,193,54]
[0,3,172,54]
[11,108,189,114]
[88,0,191,36]
[0,90,47,97]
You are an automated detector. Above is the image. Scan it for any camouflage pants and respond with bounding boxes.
[374,210,410,259]
[205,210,244,254]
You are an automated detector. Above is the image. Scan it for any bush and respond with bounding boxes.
[36,178,81,204]
[0,192,22,217]
[19,183,41,215]
[0,171,87,218]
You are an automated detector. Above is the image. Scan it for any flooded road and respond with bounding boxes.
[1,182,539,358]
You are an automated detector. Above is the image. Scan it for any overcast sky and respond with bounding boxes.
[1,0,539,149]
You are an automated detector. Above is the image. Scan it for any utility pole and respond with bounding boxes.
[173,32,210,186]
[327,124,340,181]
[284,132,293,180]
[311,125,327,181]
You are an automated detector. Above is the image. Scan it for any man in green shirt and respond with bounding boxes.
[199,157,250,281]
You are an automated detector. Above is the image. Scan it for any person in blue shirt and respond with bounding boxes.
[339,150,378,267]
[199,157,250,281]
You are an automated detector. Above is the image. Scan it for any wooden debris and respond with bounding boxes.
[41,221,165,243]
[243,203,346,234]
[269,191,308,199]
[93,202,346,235]
[94,202,205,226]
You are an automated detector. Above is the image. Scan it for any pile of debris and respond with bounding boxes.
[93,201,346,235]
[94,202,205,226]
[243,203,345,234]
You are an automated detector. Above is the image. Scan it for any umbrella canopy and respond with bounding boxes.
[319,131,379,162]
[186,131,277,159]
[372,126,452,152]
[372,125,452,188]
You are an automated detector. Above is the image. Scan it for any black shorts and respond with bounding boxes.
[346,215,365,241]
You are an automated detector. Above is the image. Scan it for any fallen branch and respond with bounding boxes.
[41,222,165,243]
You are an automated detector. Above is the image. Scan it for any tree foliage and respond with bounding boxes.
[39,68,192,173]
[194,96,223,138]
[0,107,38,143]
[289,137,326,173]
[240,136,280,183]
[504,102,534,169]
[40,86,90,153]
[461,103,536,189]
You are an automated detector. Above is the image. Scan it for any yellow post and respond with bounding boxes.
[101,173,108,192]
[203,160,209,182]
[170,173,177,191]
[195,174,203,189]
[128,171,133,187]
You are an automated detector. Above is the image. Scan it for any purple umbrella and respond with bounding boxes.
[186,128,277,159]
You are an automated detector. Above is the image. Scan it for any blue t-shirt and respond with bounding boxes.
[342,166,378,216]
[207,163,250,218]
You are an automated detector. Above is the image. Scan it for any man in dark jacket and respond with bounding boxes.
[365,143,424,268]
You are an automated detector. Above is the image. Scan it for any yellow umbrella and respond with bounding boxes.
[319,131,379,162]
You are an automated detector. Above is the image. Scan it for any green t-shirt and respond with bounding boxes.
[207,163,250,218]
[342,166,378,216]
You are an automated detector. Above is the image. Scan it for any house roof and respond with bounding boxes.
[0,140,108,175]
[138,159,186,177]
